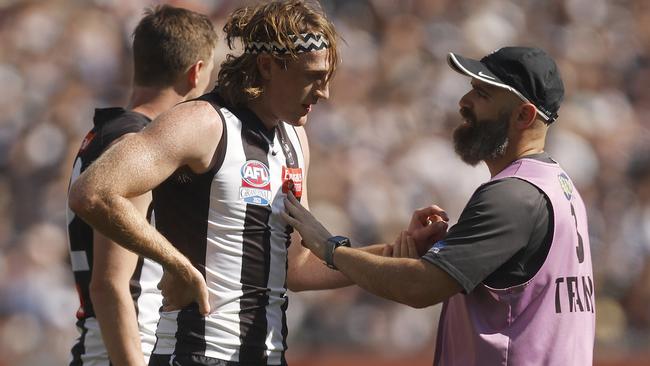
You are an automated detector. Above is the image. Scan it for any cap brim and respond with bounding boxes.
[447,52,505,87]
[447,52,552,121]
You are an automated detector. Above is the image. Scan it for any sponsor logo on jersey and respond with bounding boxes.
[558,173,573,201]
[281,166,303,198]
[240,160,272,206]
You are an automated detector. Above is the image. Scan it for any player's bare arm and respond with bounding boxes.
[90,191,151,366]
[69,100,223,315]
[85,132,149,366]
[92,130,151,364]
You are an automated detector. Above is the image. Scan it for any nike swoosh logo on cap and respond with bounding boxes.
[478,71,495,80]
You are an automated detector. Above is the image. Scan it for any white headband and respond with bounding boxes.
[245,32,329,55]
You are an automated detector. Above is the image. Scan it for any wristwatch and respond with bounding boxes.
[324,235,351,270]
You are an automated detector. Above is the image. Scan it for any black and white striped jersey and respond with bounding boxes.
[67,108,163,365]
[151,92,304,365]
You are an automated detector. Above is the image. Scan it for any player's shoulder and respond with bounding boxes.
[146,98,224,158]
[159,98,224,129]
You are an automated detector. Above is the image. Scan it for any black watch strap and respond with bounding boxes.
[324,236,351,270]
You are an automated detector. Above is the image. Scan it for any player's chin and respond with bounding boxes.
[286,115,308,127]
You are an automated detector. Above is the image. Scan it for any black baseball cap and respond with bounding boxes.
[447,47,564,123]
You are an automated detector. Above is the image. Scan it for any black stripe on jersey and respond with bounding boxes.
[69,318,88,366]
[279,297,289,363]
[146,202,154,221]
[175,303,208,356]
[129,202,153,316]
[153,168,212,355]
[238,123,273,364]
[276,123,299,355]
[276,125,301,241]
[69,217,95,318]
[130,256,144,316]
[198,95,229,172]
[151,108,227,356]
[276,124,300,170]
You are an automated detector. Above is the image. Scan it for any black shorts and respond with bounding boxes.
[149,354,287,366]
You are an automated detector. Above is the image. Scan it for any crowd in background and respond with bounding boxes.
[1,0,649,364]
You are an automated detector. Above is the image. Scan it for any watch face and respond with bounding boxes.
[329,236,351,247]
[325,236,351,270]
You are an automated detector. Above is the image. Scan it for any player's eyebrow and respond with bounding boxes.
[305,69,328,77]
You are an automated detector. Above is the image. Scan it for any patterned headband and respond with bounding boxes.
[244,32,330,55]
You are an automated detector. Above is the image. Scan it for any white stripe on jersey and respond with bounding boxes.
[70,318,110,366]
[137,258,164,360]
[67,157,83,226]
[264,126,304,364]
[151,309,180,355]
[203,107,248,360]
[70,250,90,271]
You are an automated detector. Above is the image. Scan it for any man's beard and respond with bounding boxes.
[452,107,510,166]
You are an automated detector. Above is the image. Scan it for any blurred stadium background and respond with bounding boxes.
[1,0,650,364]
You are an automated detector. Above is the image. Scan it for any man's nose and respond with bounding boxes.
[315,81,329,100]
[459,92,472,110]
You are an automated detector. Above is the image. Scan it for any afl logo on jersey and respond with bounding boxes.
[241,160,271,188]
[240,160,272,206]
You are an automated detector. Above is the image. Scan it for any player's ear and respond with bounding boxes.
[187,60,204,89]
[257,54,273,81]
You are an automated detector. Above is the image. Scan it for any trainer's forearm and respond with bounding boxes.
[332,247,449,308]
[288,243,388,291]
[333,247,412,303]
[91,284,146,366]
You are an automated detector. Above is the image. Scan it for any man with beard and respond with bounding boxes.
[281,47,595,365]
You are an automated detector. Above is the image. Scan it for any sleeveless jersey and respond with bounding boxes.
[151,92,304,365]
[67,108,163,365]
[433,157,595,365]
